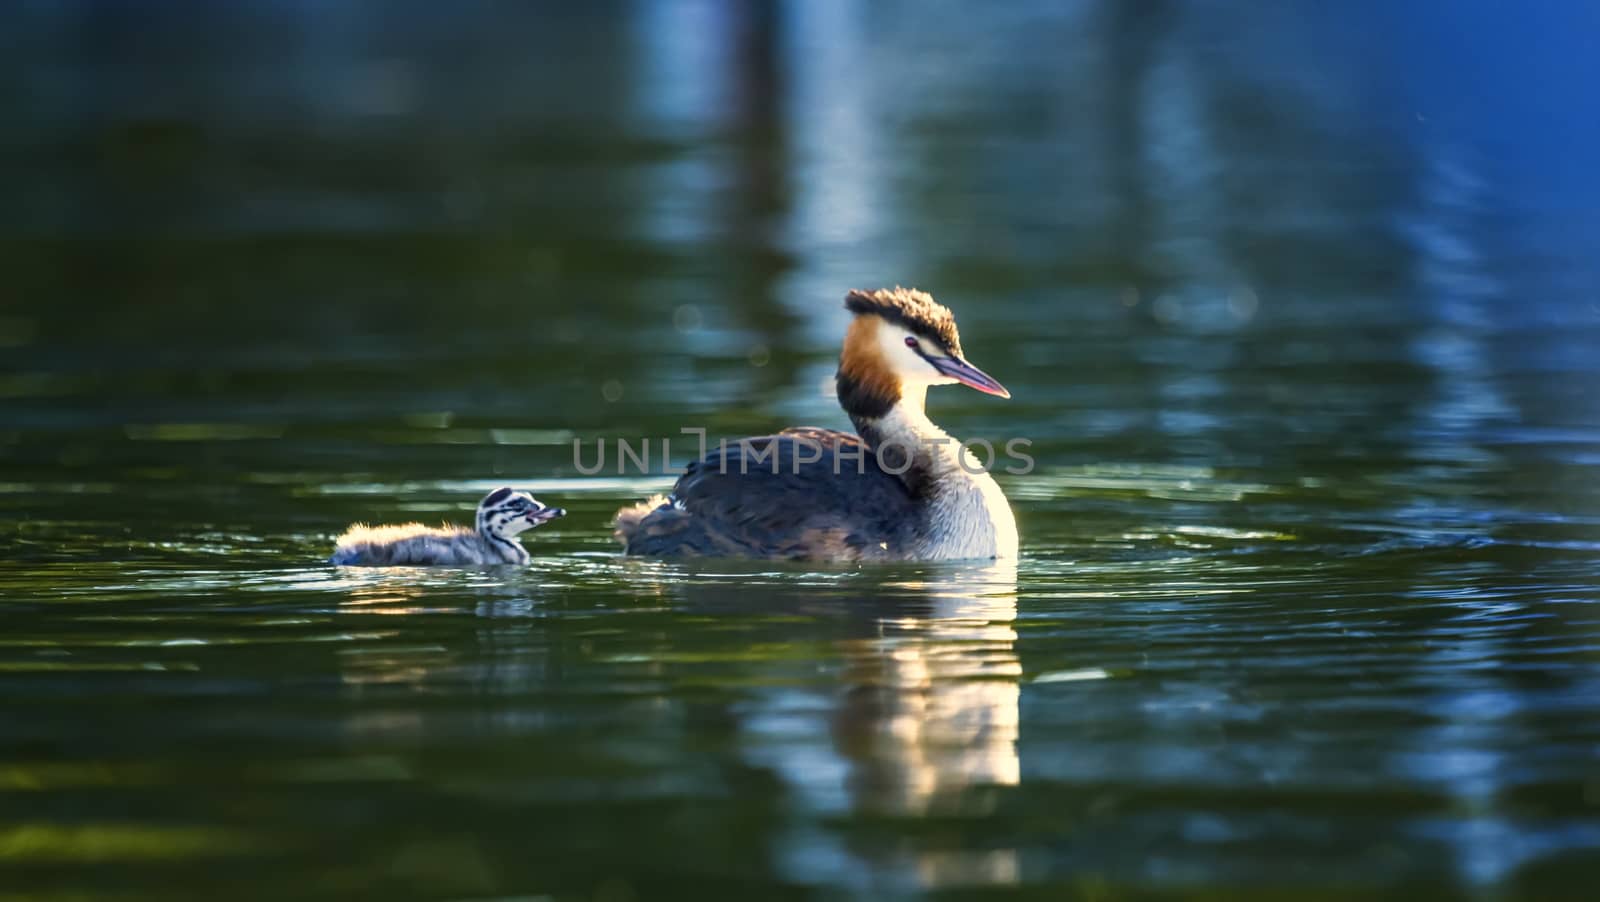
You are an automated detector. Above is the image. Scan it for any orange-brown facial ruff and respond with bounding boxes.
[836,314,901,420]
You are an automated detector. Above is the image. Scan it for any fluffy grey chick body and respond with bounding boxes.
[331,487,565,566]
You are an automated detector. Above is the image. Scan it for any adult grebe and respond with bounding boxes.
[331,487,565,566]
[615,287,1018,561]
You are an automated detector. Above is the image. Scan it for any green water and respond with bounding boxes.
[4,3,1600,899]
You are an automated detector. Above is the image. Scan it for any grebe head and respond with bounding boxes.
[476,487,566,538]
[838,287,1009,419]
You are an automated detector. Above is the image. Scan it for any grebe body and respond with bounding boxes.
[332,487,565,566]
[615,288,1018,562]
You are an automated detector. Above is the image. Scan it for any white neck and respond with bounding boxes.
[478,517,531,565]
[871,386,1019,560]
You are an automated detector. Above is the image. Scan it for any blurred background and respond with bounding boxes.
[2,1,1599,899]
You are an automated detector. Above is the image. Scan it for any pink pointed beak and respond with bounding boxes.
[931,355,1011,398]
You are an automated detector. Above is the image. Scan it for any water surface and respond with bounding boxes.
[3,2,1599,899]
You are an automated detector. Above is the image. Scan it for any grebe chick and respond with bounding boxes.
[331,487,565,566]
[615,287,1018,562]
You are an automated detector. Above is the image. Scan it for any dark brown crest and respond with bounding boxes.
[843,287,964,358]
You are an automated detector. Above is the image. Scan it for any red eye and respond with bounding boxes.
[904,336,918,349]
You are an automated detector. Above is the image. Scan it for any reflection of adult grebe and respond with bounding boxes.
[661,561,1022,889]
[615,288,1019,561]
[830,563,1021,819]
[330,488,565,566]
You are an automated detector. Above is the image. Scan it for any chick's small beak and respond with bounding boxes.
[527,506,566,524]
[932,355,1011,398]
